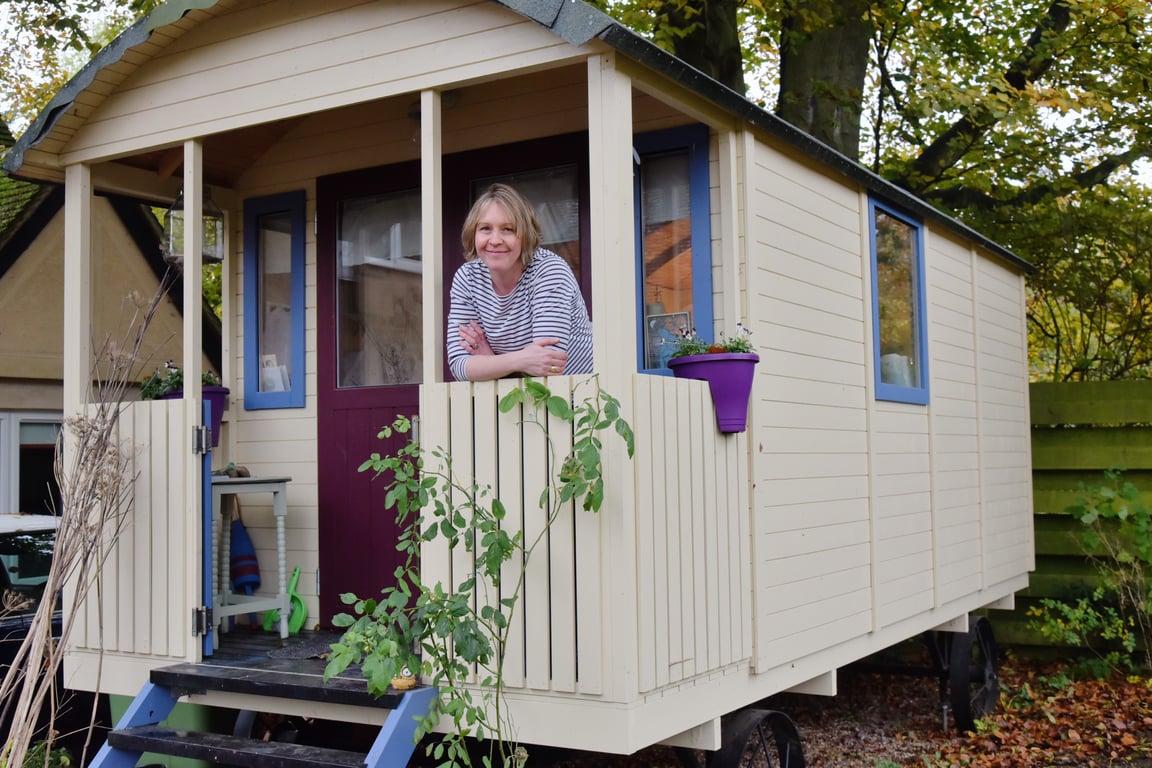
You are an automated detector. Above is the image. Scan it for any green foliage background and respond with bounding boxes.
[6,0,1152,380]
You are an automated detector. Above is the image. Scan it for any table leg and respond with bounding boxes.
[273,488,289,640]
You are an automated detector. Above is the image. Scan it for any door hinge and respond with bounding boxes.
[193,425,211,455]
[192,606,213,636]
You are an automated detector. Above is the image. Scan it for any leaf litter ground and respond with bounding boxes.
[535,645,1152,768]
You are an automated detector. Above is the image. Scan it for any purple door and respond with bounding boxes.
[317,163,422,626]
[315,137,590,626]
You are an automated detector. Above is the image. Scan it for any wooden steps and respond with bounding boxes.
[90,657,436,768]
[149,660,409,709]
[107,726,368,768]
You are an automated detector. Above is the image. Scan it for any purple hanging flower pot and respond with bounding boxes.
[668,352,759,433]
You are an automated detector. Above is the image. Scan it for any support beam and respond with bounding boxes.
[421,89,444,385]
[585,51,638,702]
[62,164,92,412]
[182,139,206,664]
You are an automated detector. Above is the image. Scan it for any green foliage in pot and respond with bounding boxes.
[323,377,634,768]
[668,322,754,360]
[139,364,222,400]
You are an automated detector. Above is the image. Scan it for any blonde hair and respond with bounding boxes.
[460,183,542,266]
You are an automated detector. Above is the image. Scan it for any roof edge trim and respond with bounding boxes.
[3,0,225,176]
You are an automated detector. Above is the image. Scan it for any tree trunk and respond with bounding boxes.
[663,0,745,94]
[776,0,871,160]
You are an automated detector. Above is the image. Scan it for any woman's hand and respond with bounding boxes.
[459,320,493,355]
[458,336,568,380]
[520,338,568,377]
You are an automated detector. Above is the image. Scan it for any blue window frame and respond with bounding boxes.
[869,198,929,404]
[634,124,713,374]
[244,190,306,409]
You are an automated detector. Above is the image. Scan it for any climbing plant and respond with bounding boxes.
[324,377,634,768]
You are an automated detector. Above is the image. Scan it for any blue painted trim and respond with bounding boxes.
[89,682,180,768]
[202,400,215,657]
[364,686,439,768]
[633,150,645,371]
[633,124,712,375]
[869,198,930,405]
[243,190,306,410]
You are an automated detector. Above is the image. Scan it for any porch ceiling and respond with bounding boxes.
[114,118,302,189]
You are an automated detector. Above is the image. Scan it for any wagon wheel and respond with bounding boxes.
[948,616,1000,732]
[233,709,301,742]
[706,709,805,768]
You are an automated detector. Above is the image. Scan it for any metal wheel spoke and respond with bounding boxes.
[949,616,1001,732]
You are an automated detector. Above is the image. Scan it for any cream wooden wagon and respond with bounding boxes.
[2,0,1033,765]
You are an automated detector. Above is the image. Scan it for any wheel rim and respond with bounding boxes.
[709,709,806,768]
[949,616,1000,732]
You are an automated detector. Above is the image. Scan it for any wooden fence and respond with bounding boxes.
[995,380,1152,647]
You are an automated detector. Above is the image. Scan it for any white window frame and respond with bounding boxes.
[0,411,63,513]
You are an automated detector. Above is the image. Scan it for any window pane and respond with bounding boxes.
[336,189,423,388]
[257,212,294,393]
[18,422,60,515]
[640,151,693,369]
[0,528,55,616]
[473,166,580,278]
[875,210,919,387]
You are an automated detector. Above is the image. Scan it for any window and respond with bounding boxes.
[0,413,62,515]
[244,191,306,409]
[634,125,712,373]
[870,199,929,404]
[0,523,57,616]
[335,187,423,388]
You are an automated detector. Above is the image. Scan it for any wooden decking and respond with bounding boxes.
[208,627,339,664]
[190,629,399,707]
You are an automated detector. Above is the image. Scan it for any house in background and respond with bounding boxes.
[2,0,1034,761]
[0,120,220,516]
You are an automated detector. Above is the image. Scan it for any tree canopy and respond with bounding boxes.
[594,0,1152,380]
[4,0,1151,380]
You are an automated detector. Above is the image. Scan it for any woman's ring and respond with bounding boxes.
[470,343,478,350]
[550,365,558,373]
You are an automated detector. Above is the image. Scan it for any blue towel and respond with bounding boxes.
[229,518,261,594]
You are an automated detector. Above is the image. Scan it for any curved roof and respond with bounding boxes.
[1,0,1027,269]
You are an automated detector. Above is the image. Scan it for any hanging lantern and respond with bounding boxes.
[163,186,225,265]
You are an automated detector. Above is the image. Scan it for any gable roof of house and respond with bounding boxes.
[1,0,1027,270]
[1,122,223,368]
[0,122,62,280]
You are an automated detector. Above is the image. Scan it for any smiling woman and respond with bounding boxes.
[446,183,594,382]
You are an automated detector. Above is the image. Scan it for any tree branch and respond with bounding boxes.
[905,0,1072,188]
[923,145,1152,210]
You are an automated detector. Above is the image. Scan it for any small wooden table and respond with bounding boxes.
[212,476,292,644]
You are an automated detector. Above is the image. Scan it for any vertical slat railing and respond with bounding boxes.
[419,374,751,702]
[68,399,193,691]
[630,374,751,693]
[420,378,598,694]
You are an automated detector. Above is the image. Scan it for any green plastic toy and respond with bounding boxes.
[264,565,307,634]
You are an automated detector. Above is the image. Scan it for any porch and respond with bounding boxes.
[71,371,756,753]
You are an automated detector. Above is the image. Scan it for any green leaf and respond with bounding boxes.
[499,388,525,412]
[545,395,573,419]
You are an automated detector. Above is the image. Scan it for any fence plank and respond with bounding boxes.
[1030,381,1152,425]
[1010,382,1152,650]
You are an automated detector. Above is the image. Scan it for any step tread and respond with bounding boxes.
[150,661,408,709]
[108,726,367,768]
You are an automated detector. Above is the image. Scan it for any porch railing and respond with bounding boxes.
[418,374,753,702]
[66,399,195,693]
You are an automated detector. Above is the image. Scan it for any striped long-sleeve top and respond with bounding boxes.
[447,249,594,381]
